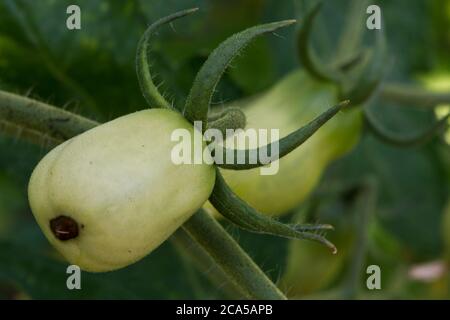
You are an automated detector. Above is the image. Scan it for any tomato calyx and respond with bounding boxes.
[295,2,450,148]
[296,2,386,105]
[215,100,349,171]
[136,10,338,251]
[206,107,247,137]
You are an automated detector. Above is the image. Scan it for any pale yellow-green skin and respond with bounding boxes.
[28,109,215,272]
[280,226,354,297]
[205,69,363,216]
[279,205,356,297]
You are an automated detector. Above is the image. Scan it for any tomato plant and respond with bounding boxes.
[0,7,351,299]
[0,0,449,300]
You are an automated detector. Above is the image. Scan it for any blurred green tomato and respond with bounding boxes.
[279,205,356,297]
[206,69,362,216]
[28,109,216,272]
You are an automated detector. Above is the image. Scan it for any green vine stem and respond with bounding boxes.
[0,90,97,140]
[340,177,377,299]
[296,2,340,83]
[0,119,61,147]
[0,90,287,300]
[380,84,450,109]
[183,209,286,300]
[170,227,247,299]
[364,106,450,147]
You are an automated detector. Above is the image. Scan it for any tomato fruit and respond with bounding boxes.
[279,203,356,297]
[28,109,215,272]
[208,69,362,216]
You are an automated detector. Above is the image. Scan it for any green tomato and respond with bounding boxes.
[208,69,362,216]
[28,109,215,272]
[280,217,355,297]
[280,239,348,297]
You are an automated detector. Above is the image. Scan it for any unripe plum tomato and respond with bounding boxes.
[28,109,216,272]
[206,69,362,217]
[279,200,357,297]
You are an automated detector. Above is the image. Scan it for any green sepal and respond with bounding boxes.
[136,8,199,109]
[184,20,296,127]
[209,169,337,253]
[215,100,349,170]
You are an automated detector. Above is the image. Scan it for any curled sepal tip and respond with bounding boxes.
[296,2,340,83]
[184,19,296,126]
[364,109,450,147]
[207,107,247,136]
[136,8,199,109]
[209,169,337,253]
[215,100,349,170]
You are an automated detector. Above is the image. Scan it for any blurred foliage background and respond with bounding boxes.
[0,0,449,299]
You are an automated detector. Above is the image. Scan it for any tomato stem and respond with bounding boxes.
[183,209,287,300]
[0,90,97,141]
[339,177,377,299]
[0,119,61,148]
[380,84,450,109]
[171,228,248,299]
[364,107,450,147]
[296,2,341,83]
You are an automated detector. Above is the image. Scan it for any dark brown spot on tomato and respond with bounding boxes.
[50,216,79,241]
